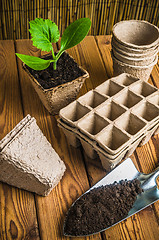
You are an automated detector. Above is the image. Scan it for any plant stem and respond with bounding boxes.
[51,47,57,70]
[51,47,55,59]
[56,50,64,62]
[53,61,57,70]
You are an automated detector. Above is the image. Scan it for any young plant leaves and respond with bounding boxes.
[29,18,60,52]
[60,18,91,53]
[16,18,91,71]
[16,53,53,70]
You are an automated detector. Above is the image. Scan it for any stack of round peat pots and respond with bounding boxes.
[112,20,159,81]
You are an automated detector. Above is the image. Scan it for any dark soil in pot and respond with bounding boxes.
[26,52,85,89]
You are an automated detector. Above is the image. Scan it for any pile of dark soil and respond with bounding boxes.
[26,52,85,89]
[64,179,143,236]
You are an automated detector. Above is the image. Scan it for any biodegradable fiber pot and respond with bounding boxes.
[112,53,158,82]
[111,20,159,81]
[112,36,159,56]
[112,48,156,66]
[23,52,89,115]
[112,20,159,49]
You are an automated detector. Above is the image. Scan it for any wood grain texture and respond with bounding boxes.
[93,35,159,240]
[0,40,39,239]
[0,36,159,239]
[95,35,113,78]
[67,36,111,183]
[15,39,101,240]
[66,36,110,187]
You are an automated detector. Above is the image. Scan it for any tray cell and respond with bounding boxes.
[77,113,109,137]
[132,101,159,122]
[115,112,146,135]
[96,101,126,121]
[95,80,123,97]
[78,90,107,108]
[96,125,130,152]
[113,73,138,86]
[59,101,90,126]
[130,81,157,97]
[114,89,142,108]
[148,93,159,106]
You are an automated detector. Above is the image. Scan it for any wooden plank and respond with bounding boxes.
[65,36,112,180]
[57,35,110,96]
[132,57,158,237]
[86,34,133,239]
[95,35,113,78]
[0,40,39,239]
[93,35,159,239]
[72,36,110,90]
[1,0,159,41]
[15,39,102,240]
[63,35,159,239]
[151,63,159,89]
[67,36,133,239]
[14,36,159,239]
[65,36,114,188]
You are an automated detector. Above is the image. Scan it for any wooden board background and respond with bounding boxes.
[0,36,159,239]
[0,0,159,40]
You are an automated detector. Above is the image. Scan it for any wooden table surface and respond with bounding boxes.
[0,36,159,240]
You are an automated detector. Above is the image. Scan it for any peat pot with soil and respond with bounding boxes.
[16,18,91,115]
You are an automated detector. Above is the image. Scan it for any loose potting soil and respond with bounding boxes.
[26,52,85,89]
[64,179,143,236]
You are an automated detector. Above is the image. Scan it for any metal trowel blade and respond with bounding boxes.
[63,158,159,237]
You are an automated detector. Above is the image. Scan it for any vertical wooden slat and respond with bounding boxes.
[0,39,40,240]
[144,1,152,22]
[95,35,159,240]
[138,0,145,20]
[108,0,118,33]
[135,0,142,20]
[1,1,7,39]
[150,0,158,24]
[103,0,109,35]
[152,1,159,26]
[15,37,103,240]
[130,0,137,20]
[0,1,159,42]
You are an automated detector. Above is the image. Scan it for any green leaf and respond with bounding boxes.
[29,18,60,52]
[60,18,91,53]
[16,53,52,70]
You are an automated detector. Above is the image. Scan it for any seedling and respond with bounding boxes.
[16,18,91,70]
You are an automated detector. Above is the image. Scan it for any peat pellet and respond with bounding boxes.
[0,115,66,196]
[64,179,143,236]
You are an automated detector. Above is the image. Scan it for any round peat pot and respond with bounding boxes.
[112,54,158,82]
[112,48,156,66]
[112,20,159,49]
[112,36,159,55]
[23,53,89,115]
[112,40,159,58]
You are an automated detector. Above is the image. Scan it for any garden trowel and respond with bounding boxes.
[63,158,159,237]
